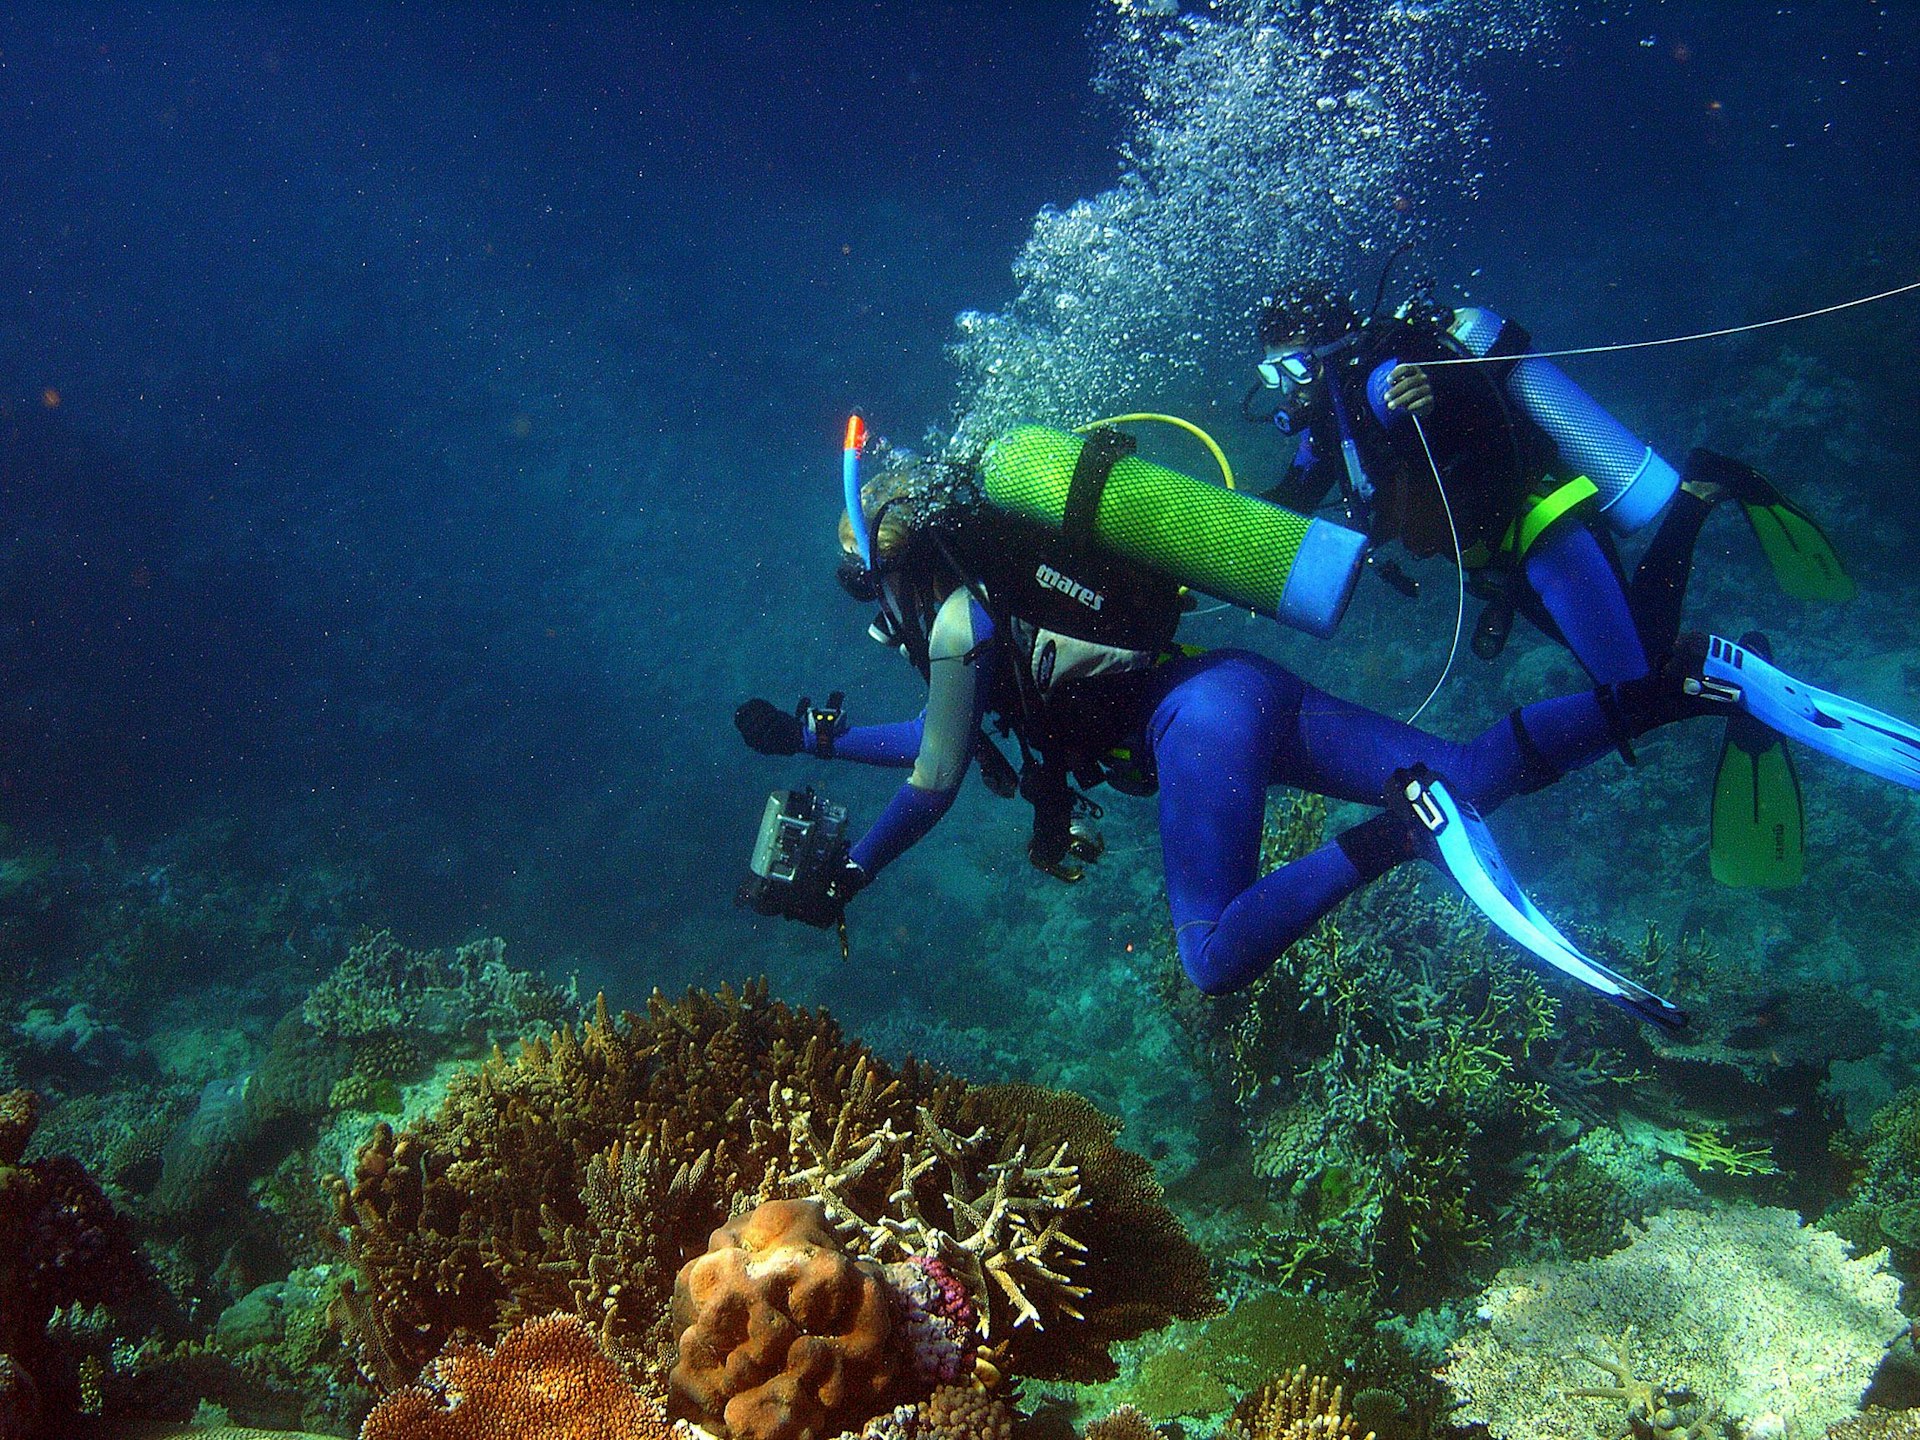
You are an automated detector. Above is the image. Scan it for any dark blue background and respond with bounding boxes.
[1,1,1915,989]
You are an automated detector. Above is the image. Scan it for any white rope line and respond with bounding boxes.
[1404,411,1465,726]
[1383,273,1920,718]
[1422,277,1920,366]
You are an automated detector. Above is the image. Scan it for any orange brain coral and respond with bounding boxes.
[670,1198,902,1440]
[359,1313,669,1440]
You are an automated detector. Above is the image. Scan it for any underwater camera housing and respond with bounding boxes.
[738,787,850,928]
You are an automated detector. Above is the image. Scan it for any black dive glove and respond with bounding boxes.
[735,698,805,755]
[782,860,869,929]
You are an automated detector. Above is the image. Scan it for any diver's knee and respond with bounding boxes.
[1176,923,1240,996]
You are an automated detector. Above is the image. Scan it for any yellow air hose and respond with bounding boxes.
[1074,412,1236,491]
[1073,412,1237,607]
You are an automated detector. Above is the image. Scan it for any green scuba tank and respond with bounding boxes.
[978,424,1366,638]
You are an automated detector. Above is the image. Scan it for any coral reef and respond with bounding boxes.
[917,1379,1014,1440]
[885,1254,978,1385]
[1441,1206,1905,1440]
[1828,1084,1920,1270]
[1169,796,1564,1303]
[304,929,575,1052]
[1561,1332,1720,1440]
[155,1072,260,1218]
[359,1312,671,1440]
[333,982,1214,1407]
[1083,1406,1166,1440]
[670,1199,902,1440]
[0,1087,147,1438]
[1830,1411,1920,1440]
[1511,1128,1707,1264]
[1227,1365,1372,1440]
[27,1086,184,1199]
[1061,1287,1439,1440]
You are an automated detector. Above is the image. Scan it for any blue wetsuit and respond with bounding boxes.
[1278,352,1710,687]
[809,588,1640,996]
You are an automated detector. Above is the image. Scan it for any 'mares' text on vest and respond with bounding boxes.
[1034,562,1105,612]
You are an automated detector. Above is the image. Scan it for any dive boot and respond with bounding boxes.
[1393,767,1688,1030]
[1685,448,1855,603]
[1709,632,1806,889]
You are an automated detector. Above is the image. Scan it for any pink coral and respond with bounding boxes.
[885,1256,979,1385]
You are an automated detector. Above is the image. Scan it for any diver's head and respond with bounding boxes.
[835,451,972,605]
[1257,281,1358,351]
[1250,283,1357,434]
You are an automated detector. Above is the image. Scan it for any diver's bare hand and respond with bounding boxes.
[1384,363,1435,416]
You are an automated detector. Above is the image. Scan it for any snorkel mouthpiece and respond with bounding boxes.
[843,413,872,568]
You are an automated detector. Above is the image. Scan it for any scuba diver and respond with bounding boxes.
[1247,277,1857,888]
[735,426,1920,1028]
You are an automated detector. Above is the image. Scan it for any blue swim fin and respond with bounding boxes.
[1399,769,1688,1030]
[1692,635,1920,790]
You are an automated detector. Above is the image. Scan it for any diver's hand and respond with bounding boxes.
[735,698,805,756]
[1384,363,1436,416]
[783,861,868,929]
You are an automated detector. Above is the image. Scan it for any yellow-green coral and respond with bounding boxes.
[1618,1115,1778,1178]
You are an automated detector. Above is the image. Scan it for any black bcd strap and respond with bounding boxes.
[1062,427,1137,550]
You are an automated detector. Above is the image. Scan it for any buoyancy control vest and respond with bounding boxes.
[1331,311,1561,562]
[887,495,1186,877]
[938,495,1184,758]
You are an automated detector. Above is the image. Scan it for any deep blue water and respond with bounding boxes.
[2,0,1917,1025]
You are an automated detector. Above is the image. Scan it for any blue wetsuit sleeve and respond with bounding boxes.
[811,715,924,767]
[850,782,958,875]
[848,594,995,878]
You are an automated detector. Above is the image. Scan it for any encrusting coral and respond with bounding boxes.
[1562,1331,1720,1440]
[333,981,1214,1418]
[1441,1205,1905,1440]
[670,1198,901,1440]
[359,1311,671,1440]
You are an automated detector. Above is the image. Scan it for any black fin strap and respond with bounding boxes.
[1063,427,1136,549]
[1336,812,1418,882]
[1507,707,1561,794]
[1592,684,1640,768]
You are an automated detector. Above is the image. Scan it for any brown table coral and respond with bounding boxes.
[670,1198,900,1440]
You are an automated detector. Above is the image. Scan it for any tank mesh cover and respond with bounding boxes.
[980,425,1310,616]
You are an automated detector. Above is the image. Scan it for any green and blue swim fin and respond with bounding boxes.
[1711,710,1805,888]
[1686,448,1856,603]
[1708,630,1805,888]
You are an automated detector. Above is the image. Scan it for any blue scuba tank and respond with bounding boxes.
[1448,307,1679,535]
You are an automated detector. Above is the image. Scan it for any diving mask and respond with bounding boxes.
[1257,349,1319,390]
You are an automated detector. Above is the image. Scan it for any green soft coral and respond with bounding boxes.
[1177,794,1563,1305]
